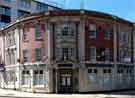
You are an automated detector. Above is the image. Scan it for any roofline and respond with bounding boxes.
[0,9,133,32]
[0,13,44,32]
[64,9,133,24]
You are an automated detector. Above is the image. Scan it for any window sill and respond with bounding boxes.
[34,85,44,88]
[34,61,42,64]
[104,38,111,40]
[89,36,96,39]
[21,85,30,88]
[35,37,43,41]
[23,62,29,65]
[23,40,29,42]
[7,82,14,84]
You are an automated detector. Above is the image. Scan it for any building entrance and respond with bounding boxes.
[58,69,73,93]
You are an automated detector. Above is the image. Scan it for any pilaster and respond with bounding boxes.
[30,69,34,92]
[113,22,118,89]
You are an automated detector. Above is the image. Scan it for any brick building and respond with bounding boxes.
[0,10,135,93]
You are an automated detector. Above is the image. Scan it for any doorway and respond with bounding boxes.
[58,69,73,93]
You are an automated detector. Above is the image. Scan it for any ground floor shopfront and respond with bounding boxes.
[0,63,135,93]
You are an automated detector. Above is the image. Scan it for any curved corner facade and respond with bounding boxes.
[0,10,135,93]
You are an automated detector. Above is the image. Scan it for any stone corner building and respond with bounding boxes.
[0,10,135,93]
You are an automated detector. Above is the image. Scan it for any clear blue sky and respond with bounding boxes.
[38,0,135,22]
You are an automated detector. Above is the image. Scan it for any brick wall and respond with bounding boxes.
[20,21,46,64]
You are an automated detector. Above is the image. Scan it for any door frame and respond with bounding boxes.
[58,69,73,94]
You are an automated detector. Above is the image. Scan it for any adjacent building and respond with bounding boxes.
[0,10,135,93]
[0,0,61,27]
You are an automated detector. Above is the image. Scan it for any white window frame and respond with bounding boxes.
[55,48,75,60]
[55,48,62,58]
[35,48,41,62]
[61,23,74,37]
[34,70,44,85]
[22,70,30,85]
[35,24,42,40]
[23,49,28,63]
[23,28,28,41]
[104,48,110,62]
[89,24,96,38]
[90,47,96,62]
[104,32,111,40]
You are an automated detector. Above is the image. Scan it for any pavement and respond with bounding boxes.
[0,89,135,98]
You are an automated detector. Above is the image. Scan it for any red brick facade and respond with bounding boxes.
[20,21,46,63]
[85,17,114,62]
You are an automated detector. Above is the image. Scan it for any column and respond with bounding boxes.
[43,70,45,90]
[30,69,34,92]
[18,64,21,90]
[1,72,5,88]
[79,67,87,92]
[45,19,54,64]
[48,68,53,93]
[55,69,58,93]
[43,68,49,92]
[78,14,85,65]
[78,12,86,92]
[113,22,118,89]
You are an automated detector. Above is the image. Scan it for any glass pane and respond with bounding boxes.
[62,77,66,86]
[67,77,71,86]
[39,75,43,84]
[34,75,38,85]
